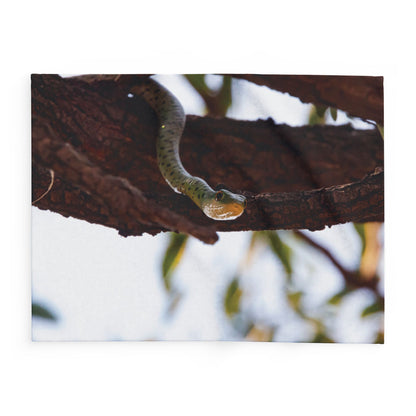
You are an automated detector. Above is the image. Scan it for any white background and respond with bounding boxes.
[1,1,415,415]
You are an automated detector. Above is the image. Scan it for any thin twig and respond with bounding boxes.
[32,169,54,204]
[293,229,382,296]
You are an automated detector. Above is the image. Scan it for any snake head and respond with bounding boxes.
[202,189,247,221]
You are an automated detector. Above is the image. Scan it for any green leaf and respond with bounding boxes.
[185,74,232,117]
[330,107,338,121]
[311,332,334,343]
[287,291,303,310]
[264,231,292,277]
[353,223,366,255]
[217,75,232,115]
[374,331,384,344]
[327,287,352,305]
[245,324,275,342]
[315,105,328,118]
[308,105,327,125]
[32,302,57,321]
[377,124,384,140]
[224,277,243,317]
[184,74,209,96]
[166,291,183,316]
[161,233,188,292]
[361,301,384,318]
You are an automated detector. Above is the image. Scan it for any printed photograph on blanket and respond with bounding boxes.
[31,74,384,342]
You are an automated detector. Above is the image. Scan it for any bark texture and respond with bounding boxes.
[32,74,384,243]
[231,74,383,125]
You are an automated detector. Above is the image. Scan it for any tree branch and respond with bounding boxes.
[153,167,384,232]
[231,74,383,125]
[33,124,218,244]
[32,74,383,242]
[293,230,381,292]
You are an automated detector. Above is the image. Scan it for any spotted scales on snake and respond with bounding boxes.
[130,77,247,220]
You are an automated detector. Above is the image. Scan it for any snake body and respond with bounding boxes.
[131,78,246,220]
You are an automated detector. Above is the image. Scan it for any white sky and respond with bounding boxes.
[32,75,382,342]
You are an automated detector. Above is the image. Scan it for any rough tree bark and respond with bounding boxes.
[32,74,384,244]
[231,74,383,125]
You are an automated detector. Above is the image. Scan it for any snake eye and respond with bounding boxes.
[215,191,224,201]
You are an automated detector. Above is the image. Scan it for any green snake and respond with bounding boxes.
[131,77,246,220]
